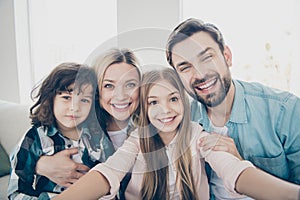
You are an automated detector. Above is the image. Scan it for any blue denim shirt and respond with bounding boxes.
[191,79,300,198]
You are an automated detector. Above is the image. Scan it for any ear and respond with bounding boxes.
[223,45,232,67]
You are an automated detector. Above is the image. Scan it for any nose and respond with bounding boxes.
[191,66,206,81]
[113,85,128,100]
[71,100,79,112]
[160,101,171,114]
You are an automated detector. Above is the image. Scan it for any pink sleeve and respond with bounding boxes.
[91,164,122,199]
[91,131,140,199]
[204,151,255,196]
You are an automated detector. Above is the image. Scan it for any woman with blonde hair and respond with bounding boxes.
[92,48,141,143]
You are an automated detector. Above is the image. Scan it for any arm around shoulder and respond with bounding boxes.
[53,170,110,200]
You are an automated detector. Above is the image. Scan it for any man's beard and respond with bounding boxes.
[193,74,231,107]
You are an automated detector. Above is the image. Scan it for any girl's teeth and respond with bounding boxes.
[160,117,173,123]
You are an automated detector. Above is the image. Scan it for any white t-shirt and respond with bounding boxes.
[70,139,84,163]
[107,126,128,150]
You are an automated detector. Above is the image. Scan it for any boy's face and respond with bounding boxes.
[54,83,93,137]
[147,80,183,137]
[171,31,232,107]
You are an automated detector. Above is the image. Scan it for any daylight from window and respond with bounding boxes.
[182,0,299,96]
[19,0,300,103]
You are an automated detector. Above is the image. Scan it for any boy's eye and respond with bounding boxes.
[81,98,91,103]
[62,95,71,100]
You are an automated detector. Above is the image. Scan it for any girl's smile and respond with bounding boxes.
[147,80,184,140]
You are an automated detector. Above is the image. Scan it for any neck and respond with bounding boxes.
[107,118,129,131]
[61,128,80,140]
[207,82,235,127]
[159,131,176,146]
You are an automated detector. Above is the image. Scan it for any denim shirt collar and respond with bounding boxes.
[192,79,248,131]
[230,80,248,124]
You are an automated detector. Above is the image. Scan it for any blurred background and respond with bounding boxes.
[1,0,299,104]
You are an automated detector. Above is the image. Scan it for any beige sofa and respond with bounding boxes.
[0,100,31,200]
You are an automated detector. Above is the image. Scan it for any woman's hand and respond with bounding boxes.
[36,148,90,187]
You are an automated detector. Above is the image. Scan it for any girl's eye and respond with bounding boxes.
[148,100,157,105]
[126,82,137,88]
[170,96,178,102]
[103,84,114,89]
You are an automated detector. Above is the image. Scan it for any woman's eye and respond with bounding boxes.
[126,82,137,88]
[103,84,114,89]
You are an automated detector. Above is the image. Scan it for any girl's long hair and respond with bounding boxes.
[139,68,197,200]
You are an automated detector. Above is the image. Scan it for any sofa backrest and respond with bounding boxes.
[0,100,31,155]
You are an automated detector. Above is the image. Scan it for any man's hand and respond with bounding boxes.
[36,148,90,187]
[198,133,243,160]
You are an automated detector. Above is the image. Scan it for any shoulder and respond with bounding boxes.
[234,79,297,103]
[21,125,42,141]
[190,121,203,131]
[190,121,207,140]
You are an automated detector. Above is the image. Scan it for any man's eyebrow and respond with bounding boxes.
[197,47,213,58]
[175,47,213,68]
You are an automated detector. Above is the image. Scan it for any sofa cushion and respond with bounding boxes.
[0,100,31,155]
[0,142,10,177]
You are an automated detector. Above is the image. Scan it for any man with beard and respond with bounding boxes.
[166,18,300,200]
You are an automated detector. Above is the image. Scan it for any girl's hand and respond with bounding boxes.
[198,132,243,160]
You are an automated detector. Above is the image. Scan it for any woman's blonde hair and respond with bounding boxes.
[139,68,197,200]
[91,48,142,132]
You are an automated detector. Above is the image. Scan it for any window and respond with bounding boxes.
[16,0,117,103]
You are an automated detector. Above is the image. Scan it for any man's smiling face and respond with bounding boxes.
[171,31,232,107]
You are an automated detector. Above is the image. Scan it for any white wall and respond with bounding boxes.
[116,0,180,71]
[1,0,298,103]
[0,0,20,103]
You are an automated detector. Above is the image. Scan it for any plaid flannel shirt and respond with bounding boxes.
[7,124,115,200]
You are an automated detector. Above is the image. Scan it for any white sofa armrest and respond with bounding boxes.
[0,100,31,155]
